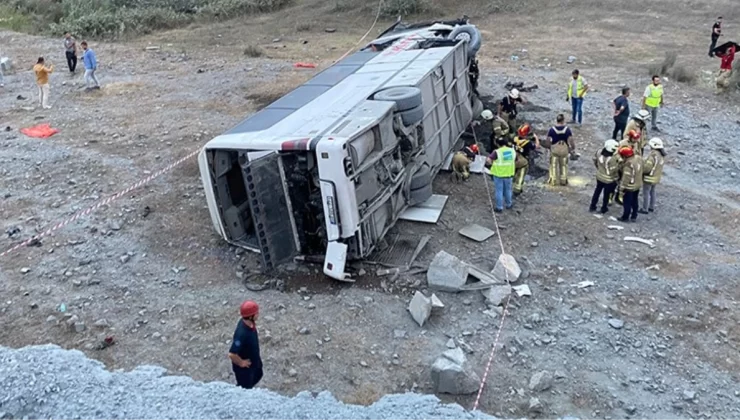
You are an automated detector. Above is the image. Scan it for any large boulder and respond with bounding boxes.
[427,251,467,292]
[431,348,481,395]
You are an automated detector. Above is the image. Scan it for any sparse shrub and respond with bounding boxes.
[670,65,695,84]
[295,21,311,32]
[0,5,32,31]
[648,51,678,76]
[379,0,427,18]
[243,45,263,57]
[7,0,293,38]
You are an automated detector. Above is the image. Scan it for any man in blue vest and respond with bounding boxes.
[485,138,517,213]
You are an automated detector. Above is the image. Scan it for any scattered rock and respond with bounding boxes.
[94,319,110,328]
[363,296,373,304]
[393,329,407,339]
[430,348,481,395]
[288,368,298,377]
[20,267,30,274]
[529,370,553,392]
[408,291,432,327]
[528,397,544,413]
[427,251,467,292]
[298,327,310,335]
[46,315,58,324]
[491,253,521,283]
[325,28,337,33]
[548,230,557,237]
[446,339,456,349]
[481,285,511,306]
[567,55,577,64]
[430,293,444,310]
[73,322,86,333]
[120,255,130,264]
[683,390,696,401]
[608,319,624,329]
[512,284,532,297]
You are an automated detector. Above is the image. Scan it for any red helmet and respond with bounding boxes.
[470,144,479,154]
[240,300,259,318]
[627,129,640,140]
[618,147,634,158]
[517,123,531,138]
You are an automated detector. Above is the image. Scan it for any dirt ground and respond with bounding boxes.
[1,0,739,418]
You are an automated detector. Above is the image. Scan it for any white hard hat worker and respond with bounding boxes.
[481,109,494,120]
[509,88,520,99]
[634,109,651,121]
[648,137,664,149]
[604,139,619,153]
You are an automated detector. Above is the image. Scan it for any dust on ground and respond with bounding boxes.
[1,0,740,418]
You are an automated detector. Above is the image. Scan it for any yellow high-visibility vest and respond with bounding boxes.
[645,84,663,107]
[567,76,587,99]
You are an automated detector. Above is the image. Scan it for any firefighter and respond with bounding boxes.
[589,140,621,213]
[614,129,641,204]
[546,114,575,186]
[618,147,643,222]
[640,137,666,213]
[512,123,540,195]
[498,89,525,131]
[452,144,480,182]
[481,109,510,152]
[623,109,650,155]
[228,300,263,389]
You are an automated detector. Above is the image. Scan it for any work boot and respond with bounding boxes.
[600,207,608,214]
[649,208,654,212]
[589,205,597,212]
[638,209,649,214]
[494,208,503,213]
[618,216,629,222]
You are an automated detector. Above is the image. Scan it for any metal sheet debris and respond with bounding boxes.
[458,224,495,242]
[399,195,448,224]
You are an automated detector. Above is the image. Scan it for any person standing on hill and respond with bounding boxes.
[642,75,663,132]
[63,33,77,73]
[709,17,722,57]
[612,87,630,140]
[566,69,588,126]
[33,57,54,109]
[228,300,263,389]
[81,41,100,90]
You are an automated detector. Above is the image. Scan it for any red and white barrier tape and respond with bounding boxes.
[471,127,515,412]
[0,148,202,259]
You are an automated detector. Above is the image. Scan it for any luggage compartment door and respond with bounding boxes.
[243,152,298,270]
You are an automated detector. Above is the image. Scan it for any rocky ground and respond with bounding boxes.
[1,1,739,418]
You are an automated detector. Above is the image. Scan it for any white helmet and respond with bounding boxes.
[634,109,651,121]
[481,109,494,120]
[509,89,520,99]
[604,139,619,153]
[648,137,664,149]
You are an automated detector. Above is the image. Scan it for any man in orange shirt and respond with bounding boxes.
[33,57,54,109]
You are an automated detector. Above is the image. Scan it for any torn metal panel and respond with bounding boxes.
[399,194,449,224]
[458,224,495,242]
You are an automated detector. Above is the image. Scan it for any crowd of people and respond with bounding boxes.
[453,68,671,223]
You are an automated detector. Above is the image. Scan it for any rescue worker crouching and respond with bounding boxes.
[513,123,540,195]
[228,300,263,389]
[452,143,480,182]
[640,137,666,214]
[622,109,650,155]
[590,140,621,214]
[481,109,510,152]
[546,114,576,186]
[485,138,517,213]
[617,147,643,222]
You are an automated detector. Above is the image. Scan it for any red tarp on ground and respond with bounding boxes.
[20,123,59,138]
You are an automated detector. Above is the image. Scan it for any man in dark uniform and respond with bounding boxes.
[228,300,263,389]
[497,89,526,134]
[709,17,722,57]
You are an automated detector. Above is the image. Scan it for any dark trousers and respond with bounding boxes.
[621,189,640,220]
[66,51,77,72]
[612,119,626,140]
[233,365,263,389]
[709,36,719,56]
[590,180,616,212]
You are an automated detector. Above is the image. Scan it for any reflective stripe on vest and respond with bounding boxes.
[490,147,516,177]
[567,76,586,98]
[645,84,663,107]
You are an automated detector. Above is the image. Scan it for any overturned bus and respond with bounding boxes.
[198,18,483,281]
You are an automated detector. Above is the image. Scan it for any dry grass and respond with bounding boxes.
[295,21,312,32]
[244,70,313,108]
[343,384,382,406]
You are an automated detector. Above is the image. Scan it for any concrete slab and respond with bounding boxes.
[427,250,467,292]
[491,253,522,283]
[408,291,432,327]
[458,224,495,242]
